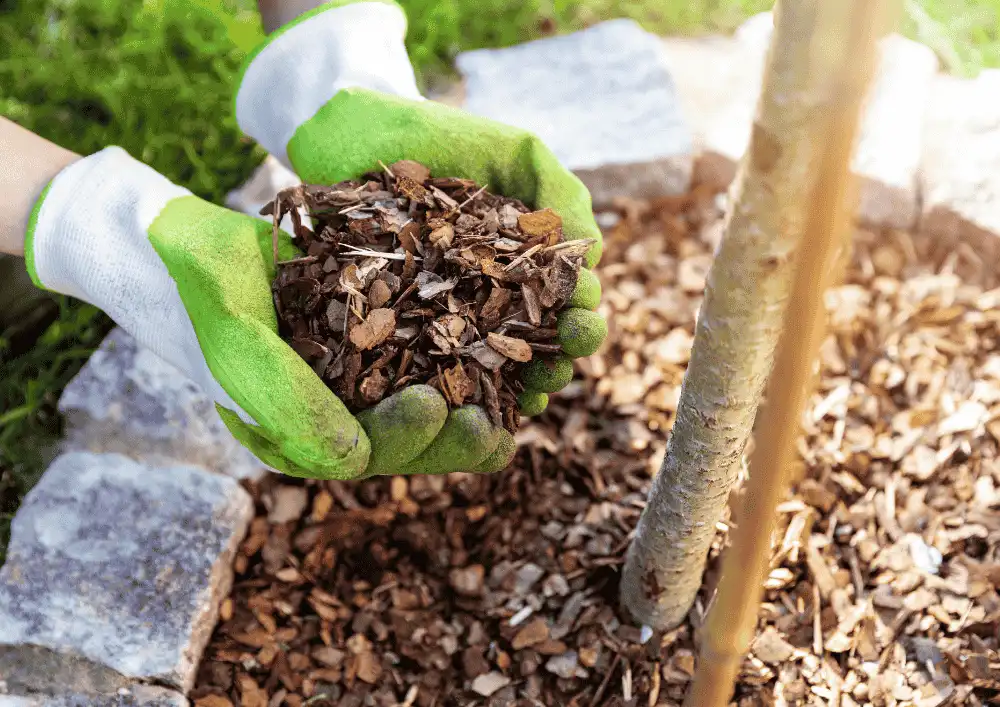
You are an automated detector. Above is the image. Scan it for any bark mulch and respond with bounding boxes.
[193,187,1000,707]
[268,161,589,429]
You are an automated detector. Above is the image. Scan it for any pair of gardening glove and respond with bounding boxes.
[25,0,606,480]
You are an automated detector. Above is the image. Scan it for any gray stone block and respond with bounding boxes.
[0,452,253,694]
[0,644,131,696]
[920,70,1000,266]
[853,35,938,231]
[0,687,187,707]
[58,328,268,481]
[456,20,694,204]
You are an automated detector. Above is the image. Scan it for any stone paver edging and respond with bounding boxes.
[58,328,267,482]
[0,453,251,700]
[456,19,694,204]
[4,12,1000,704]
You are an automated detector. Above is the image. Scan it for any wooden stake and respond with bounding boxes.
[684,1,896,705]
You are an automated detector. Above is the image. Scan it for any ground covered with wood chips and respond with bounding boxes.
[193,188,1000,707]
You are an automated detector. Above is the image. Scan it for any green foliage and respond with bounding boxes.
[902,0,1000,76]
[0,0,266,203]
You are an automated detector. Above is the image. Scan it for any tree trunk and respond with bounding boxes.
[620,0,892,629]
[686,2,891,702]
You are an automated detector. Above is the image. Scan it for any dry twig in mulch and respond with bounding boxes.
[267,161,590,432]
[195,189,1000,707]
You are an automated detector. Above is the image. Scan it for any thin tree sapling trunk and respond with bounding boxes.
[686,2,892,703]
[621,0,892,630]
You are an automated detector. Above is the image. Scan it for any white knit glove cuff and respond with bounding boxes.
[235,1,423,167]
[31,146,247,418]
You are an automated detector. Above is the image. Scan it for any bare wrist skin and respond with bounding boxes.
[257,0,333,33]
[0,118,80,257]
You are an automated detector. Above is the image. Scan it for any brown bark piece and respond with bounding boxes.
[487,333,533,362]
[349,309,396,351]
[390,160,431,183]
[518,208,563,242]
[368,279,392,309]
[480,288,512,330]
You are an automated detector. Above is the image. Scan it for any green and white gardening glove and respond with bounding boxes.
[25,146,373,480]
[235,0,607,477]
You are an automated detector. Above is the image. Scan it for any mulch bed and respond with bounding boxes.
[193,186,1000,707]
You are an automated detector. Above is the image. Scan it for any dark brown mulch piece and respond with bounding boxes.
[267,162,592,434]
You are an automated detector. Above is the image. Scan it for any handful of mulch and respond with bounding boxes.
[266,160,592,434]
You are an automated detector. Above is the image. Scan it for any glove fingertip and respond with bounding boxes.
[517,390,549,417]
[522,356,575,394]
[472,430,517,474]
[557,308,608,359]
[358,384,448,475]
[396,405,501,476]
[569,268,602,310]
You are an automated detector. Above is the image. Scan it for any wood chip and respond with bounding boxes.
[349,308,396,351]
[486,332,534,362]
[471,672,511,697]
[368,279,392,309]
[390,160,431,183]
[238,675,268,707]
[518,208,563,240]
[512,618,550,649]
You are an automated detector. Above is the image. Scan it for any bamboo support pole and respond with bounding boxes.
[684,2,897,705]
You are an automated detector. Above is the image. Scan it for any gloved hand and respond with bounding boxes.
[235,0,607,476]
[25,147,376,479]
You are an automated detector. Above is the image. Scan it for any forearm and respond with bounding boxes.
[0,118,79,256]
[256,0,331,33]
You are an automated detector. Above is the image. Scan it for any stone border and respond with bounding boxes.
[3,13,999,705]
[0,334,259,705]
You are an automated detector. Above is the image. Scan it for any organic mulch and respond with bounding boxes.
[268,161,589,432]
[194,187,1000,707]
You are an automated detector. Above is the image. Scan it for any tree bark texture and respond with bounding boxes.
[686,1,891,702]
[620,0,893,630]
